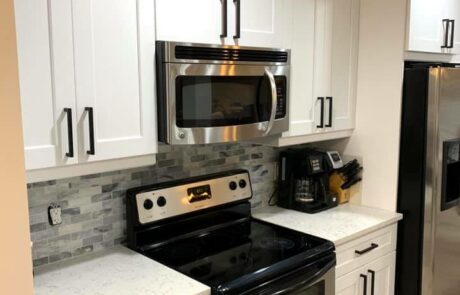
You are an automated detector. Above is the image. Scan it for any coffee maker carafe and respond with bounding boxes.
[278,148,338,213]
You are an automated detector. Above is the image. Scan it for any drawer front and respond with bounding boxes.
[336,224,397,277]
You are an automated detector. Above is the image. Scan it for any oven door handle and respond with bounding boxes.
[264,68,277,136]
[238,255,336,295]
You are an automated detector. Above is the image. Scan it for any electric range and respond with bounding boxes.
[127,170,335,295]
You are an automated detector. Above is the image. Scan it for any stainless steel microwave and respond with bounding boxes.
[156,41,290,145]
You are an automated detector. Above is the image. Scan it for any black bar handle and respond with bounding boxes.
[325,96,333,127]
[233,0,241,39]
[355,243,379,255]
[85,107,95,155]
[317,97,324,128]
[220,0,228,38]
[449,19,455,49]
[442,19,450,48]
[360,274,368,295]
[368,270,375,295]
[64,108,74,158]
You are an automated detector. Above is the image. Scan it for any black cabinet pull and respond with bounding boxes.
[442,19,451,48]
[85,107,95,155]
[449,19,455,49]
[355,243,379,255]
[317,97,324,128]
[233,0,241,39]
[368,270,375,295]
[316,97,325,128]
[64,108,74,158]
[360,274,368,295]
[220,0,228,38]
[325,96,333,127]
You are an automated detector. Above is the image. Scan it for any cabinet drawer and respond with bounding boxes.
[335,224,397,277]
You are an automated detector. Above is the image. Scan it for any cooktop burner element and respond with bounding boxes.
[126,170,336,295]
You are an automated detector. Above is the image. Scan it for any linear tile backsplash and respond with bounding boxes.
[28,143,279,268]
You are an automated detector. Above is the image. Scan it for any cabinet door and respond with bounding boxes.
[155,0,226,44]
[283,0,316,137]
[336,264,367,295]
[15,0,78,170]
[337,252,396,295]
[72,0,157,163]
[234,0,292,48]
[365,252,396,295]
[407,0,445,53]
[315,0,359,132]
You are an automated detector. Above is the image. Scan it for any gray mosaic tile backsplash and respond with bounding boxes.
[28,143,279,268]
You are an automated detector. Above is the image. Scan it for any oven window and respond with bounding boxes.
[175,76,273,128]
[292,281,325,295]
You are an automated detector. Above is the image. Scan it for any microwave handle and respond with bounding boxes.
[264,68,277,136]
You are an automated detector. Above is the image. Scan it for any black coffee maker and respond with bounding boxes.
[277,148,338,214]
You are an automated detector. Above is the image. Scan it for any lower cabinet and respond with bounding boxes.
[335,224,398,295]
[337,252,396,295]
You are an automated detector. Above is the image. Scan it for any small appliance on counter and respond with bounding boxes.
[278,148,341,214]
[329,159,363,204]
[126,170,335,294]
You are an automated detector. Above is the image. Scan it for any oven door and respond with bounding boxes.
[240,253,335,295]
[164,63,289,144]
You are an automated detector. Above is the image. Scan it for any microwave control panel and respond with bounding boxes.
[275,77,287,119]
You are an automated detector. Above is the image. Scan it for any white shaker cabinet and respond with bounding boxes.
[155,0,224,45]
[155,0,291,48]
[14,0,78,170]
[15,0,157,174]
[72,0,157,163]
[277,0,359,145]
[337,252,396,295]
[236,0,292,48]
[284,0,316,137]
[407,0,460,54]
[313,0,359,133]
[336,225,398,295]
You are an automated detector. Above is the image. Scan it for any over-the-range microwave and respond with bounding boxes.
[156,41,290,145]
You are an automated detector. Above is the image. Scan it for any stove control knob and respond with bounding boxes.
[229,181,237,191]
[239,179,247,189]
[157,196,167,207]
[143,199,154,210]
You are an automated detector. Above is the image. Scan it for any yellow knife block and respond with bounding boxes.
[329,172,350,204]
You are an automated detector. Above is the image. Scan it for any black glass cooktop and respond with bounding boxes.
[142,218,334,292]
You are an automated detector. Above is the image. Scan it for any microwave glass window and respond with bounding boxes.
[175,76,285,128]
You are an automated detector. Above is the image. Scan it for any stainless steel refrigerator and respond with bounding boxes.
[397,63,460,295]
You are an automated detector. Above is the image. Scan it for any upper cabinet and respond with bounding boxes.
[155,0,292,48]
[407,0,460,54]
[155,0,224,45]
[15,0,157,171]
[72,0,157,163]
[282,0,359,143]
[15,0,78,170]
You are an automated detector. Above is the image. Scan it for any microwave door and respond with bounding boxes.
[165,63,289,145]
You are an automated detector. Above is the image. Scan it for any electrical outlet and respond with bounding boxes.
[48,203,62,226]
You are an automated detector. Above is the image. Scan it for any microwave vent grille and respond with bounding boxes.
[174,46,288,63]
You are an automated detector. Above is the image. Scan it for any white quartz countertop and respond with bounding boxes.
[253,204,403,246]
[34,245,210,295]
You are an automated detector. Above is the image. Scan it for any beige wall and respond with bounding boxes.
[332,0,407,211]
[0,0,34,293]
